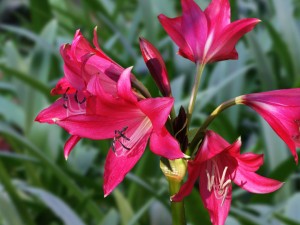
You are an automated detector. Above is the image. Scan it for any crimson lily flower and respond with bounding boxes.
[36,29,124,158]
[37,67,184,196]
[236,89,300,164]
[36,29,150,158]
[158,0,260,64]
[139,37,171,97]
[172,130,282,225]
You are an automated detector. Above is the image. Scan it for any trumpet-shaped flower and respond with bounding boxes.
[236,89,300,164]
[158,0,260,64]
[139,37,171,97]
[172,130,283,225]
[36,67,184,196]
[36,29,151,159]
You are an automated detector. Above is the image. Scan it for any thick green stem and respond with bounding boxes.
[169,180,186,225]
[187,63,205,128]
[160,159,187,225]
[189,98,237,152]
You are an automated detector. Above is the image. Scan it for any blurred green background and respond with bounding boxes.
[0,0,300,224]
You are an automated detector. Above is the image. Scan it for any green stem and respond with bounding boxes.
[169,180,186,225]
[187,63,205,128]
[132,78,151,98]
[189,98,237,152]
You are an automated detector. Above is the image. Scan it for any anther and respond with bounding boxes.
[74,91,86,104]
[111,126,131,153]
[62,87,70,109]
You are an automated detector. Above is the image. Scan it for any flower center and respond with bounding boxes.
[206,160,231,206]
[112,126,131,156]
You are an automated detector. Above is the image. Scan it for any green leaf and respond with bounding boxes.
[282,193,300,223]
[0,152,37,163]
[19,186,85,225]
[29,0,52,32]
[246,33,277,90]
[0,96,24,128]
[113,189,135,225]
[265,22,295,84]
[100,209,119,225]
[272,0,300,86]
[274,214,300,225]
[0,160,36,225]
[185,189,210,225]
[0,123,104,221]
[148,200,172,225]
[0,64,51,98]
[0,24,56,55]
[0,192,25,225]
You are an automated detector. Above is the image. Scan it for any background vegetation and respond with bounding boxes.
[0,0,300,224]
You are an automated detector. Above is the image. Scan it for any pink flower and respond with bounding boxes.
[172,130,283,225]
[60,28,127,95]
[36,28,150,160]
[36,67,184,196]
[139,37,171,97]
[158,0,260,64]
[36,29,123,158]
[236,89,300,164]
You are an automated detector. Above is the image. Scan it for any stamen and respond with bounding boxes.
[74,91,86,104]
[62,87,70,109]
[111,126,131,155]
[206,160,231,207]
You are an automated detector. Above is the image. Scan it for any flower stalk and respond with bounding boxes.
[187,63,205,128]
[169,180,186,225]
[189,98,237,152]
[160,159,187,225]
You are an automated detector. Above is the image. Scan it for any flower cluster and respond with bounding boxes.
[36,0,299,224]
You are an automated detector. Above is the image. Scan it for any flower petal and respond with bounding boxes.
[237,153,264,172]
[117,67,138,103]
[56,113,143,140]
[181,0,208,61]
[233,168,283,194]
[138,97,174,131]
[245,102,298,163]
[35,98,68,124]
[204,0,230,33]
[60,44,85,90]
[50,77,76,95]
[199,161,232,225]
[103,132,150,197]
[64,135,81,160]
[171,163,200,201]
[150,127,184,159]
[207,18,260,62]
[92,27,115,63]
[194,130,230,163]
